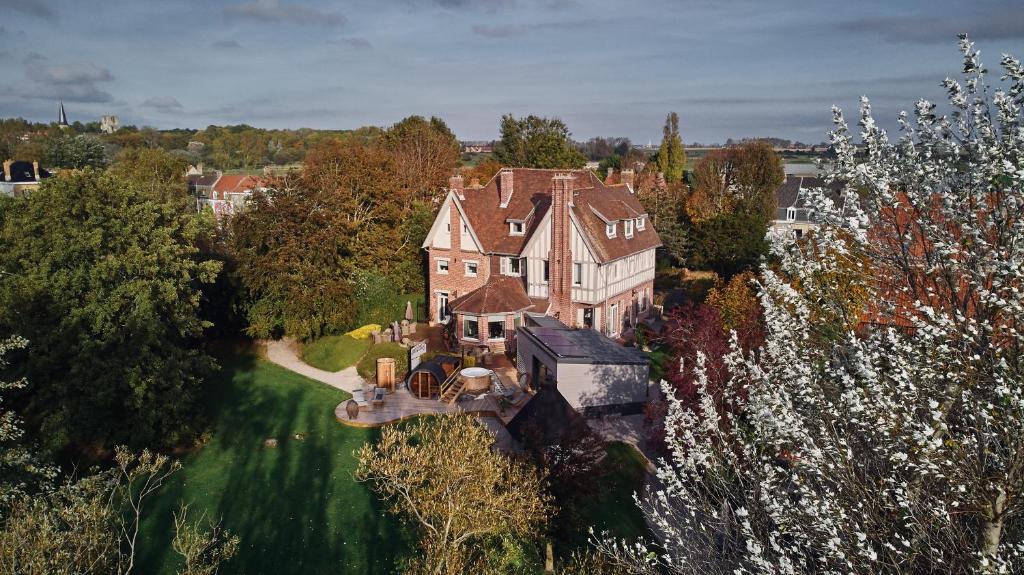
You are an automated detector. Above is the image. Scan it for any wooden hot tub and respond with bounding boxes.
[459,367,492,394]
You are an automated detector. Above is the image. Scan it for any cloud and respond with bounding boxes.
[211,39,241,50]
[339,37,373,50]
[834,9,1024,44]
[22,60,115,103]
[472,24,526,38]
[0,0,55,20]
[224,0,346,27]
[141,95,184,112]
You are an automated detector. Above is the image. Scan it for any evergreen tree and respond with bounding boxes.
[657,112,686,183]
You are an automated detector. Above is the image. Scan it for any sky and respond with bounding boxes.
[1,0,1021,144]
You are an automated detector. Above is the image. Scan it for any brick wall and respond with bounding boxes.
[426,201,492,323]
[599,279,655,336]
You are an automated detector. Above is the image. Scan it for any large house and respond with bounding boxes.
[191,173,263,218]
[422,168,661,352]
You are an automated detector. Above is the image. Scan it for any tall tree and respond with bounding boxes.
[494,114,586,169]
[597,37,1024,574]
[0,170,220,451]
[383,115,461,203]
[687,141,784,224]
[357,415,550,574]
[657,112,686,183]
[108,147,190,206]
[43,134,108,169]
[231,140,411,340]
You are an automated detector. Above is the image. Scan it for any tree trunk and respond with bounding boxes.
[981,488,1007,570]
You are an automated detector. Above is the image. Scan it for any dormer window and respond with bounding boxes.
[787,207,796,221]
[509,221,525,235]
[624,219,634,238]
[636,216,645,231]
[606,223,617,238]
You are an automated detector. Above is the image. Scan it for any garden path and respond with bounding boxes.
[261,338,365,393]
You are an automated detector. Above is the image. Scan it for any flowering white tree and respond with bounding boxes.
[597,36,1024,574]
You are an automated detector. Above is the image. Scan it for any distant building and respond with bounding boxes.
[1,160,50,197]
[192,173,264,219]
[58,101,69,129]
[770,175,848,239]
[100,115,120,134]
[462,142,494,154]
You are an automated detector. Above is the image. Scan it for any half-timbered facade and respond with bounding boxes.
[422,168,661,352]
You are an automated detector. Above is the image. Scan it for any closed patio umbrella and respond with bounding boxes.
[405,300,414,322]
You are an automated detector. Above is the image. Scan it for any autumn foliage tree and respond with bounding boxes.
[383,115,460,203]
[356,415,550,574]
[687,140,784,224]
[599,36,1024,574]
[494,114,586,169]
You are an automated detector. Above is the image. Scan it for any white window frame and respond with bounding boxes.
[787,207,796,221]
[465,260,478,277]
[624,219,634,238]
[487,315,506,341]
[572,262,582,286]
[509,221,525,235]
[462,316,480,341]
[438,292,450,322]
[436,258,449,275]
[636,216,645,231]
[606,222,617,238]
[503,256,521,277]
[609,303,620,337]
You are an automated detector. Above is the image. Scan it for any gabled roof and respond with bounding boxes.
[212,175,262,194]
[187,174,219,188]
[774,175,846,223]
[449,275,534,315]
[456,168,661,263]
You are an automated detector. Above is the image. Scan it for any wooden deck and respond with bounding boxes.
[335,367,530,428]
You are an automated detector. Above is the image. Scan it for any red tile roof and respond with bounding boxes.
[456,168,661,263]
[212,175,262,194]
[449,275,534,315]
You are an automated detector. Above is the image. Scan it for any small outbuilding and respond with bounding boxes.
[515,320,650,416]
[405,355,461,399]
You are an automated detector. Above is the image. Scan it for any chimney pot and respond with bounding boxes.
[499,168,514,207]
[621,168,635,189]
[605,167,615,183]
[449,174,465,200]
[470,177,480,188]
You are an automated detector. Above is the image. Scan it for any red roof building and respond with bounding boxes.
[422,168,661,352]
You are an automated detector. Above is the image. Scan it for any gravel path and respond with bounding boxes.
[261,338,366,393]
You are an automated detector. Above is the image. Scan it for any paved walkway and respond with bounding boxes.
[261,338,366,393]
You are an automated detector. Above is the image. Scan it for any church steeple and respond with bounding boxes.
[58,100,69,127]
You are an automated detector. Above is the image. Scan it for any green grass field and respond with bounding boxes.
[136,352,410,575]
[579,442,651,542]
[301,334,372,372]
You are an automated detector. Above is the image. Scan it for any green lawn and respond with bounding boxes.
[579,442,651,541]
[301,334,372,372]
[136,352,410,575]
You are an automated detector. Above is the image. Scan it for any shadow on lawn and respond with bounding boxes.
[138,352,410,575]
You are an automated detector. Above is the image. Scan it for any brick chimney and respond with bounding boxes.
[2,160,11,182]
[32,161,40,181]
[449,174,464,200]
[620,168,635,190]
[499,168,514,207]
[605,167,614,184]
[548,173,575,324]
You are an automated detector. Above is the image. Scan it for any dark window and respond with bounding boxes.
[543,260,549,282]
[583,308,594,328]
[509,257,521,275]
[463,317,479,339]
[488,319,505,340]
